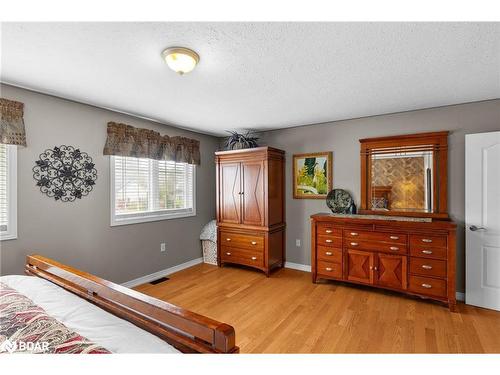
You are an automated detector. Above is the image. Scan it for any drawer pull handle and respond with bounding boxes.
[325,229,333,234]
[325,267,332,272]
[226,252,231,255]
[369,266,373,270]
[421,283,432,289]
[422,265,433,270]
[390,246,399,251]
[226,238,231,241]
[251,241,257,245]
[325,239,333,243]
[350,232,359,236]
[390,236,399,240]
[251,256,257,260]
[422,250,433,254]
[325,251,333,256]
[350,242,359,246]
[422,238,433,243]
[374,266,378,271]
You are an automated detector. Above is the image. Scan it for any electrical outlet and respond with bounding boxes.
[296,239,301,247]
[160,243,166,252]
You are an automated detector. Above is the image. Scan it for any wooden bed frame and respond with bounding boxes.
[24,255,238,353]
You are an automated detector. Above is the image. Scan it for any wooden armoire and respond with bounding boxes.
[215,147,285,276]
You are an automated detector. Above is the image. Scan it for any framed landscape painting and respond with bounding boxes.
[293,152,333,199]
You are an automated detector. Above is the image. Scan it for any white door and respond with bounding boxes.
[466,131,500,311]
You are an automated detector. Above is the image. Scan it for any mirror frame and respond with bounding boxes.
[359,131,449,219]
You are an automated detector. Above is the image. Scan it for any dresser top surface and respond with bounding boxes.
[311,212,456,229]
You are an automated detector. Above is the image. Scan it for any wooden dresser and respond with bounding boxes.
[216,147,285,276]
[311,214,457,310]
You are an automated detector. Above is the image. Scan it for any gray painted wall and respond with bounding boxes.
[2,83,498,293]
[0,84,219,283]
[257,99,500,293]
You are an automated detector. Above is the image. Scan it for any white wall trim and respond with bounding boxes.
[122,257,203,288]
[284,262,311,272]
[284,261,465,301]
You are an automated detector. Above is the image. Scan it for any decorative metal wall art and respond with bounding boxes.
[33,145,97,202]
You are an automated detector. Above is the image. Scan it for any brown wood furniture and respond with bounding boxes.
[312,131,457,311]
[360,131,449,219]
[216,147,285,276]
[311,214,457,311]
[25,255,238,353]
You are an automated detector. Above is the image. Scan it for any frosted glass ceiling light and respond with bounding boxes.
[162,47,199,75]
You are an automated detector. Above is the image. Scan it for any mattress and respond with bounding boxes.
[0,275,180,353]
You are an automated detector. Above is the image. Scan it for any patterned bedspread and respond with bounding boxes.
[0,282,110,354]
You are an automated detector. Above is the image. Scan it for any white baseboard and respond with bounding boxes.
[284,262,311,272]
[122,257,203,288]
[284,261,466,302]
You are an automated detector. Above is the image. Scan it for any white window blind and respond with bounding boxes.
[111,156,195,225]
[0,144,17,240]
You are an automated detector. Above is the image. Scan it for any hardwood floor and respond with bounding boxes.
[135,263,500,353]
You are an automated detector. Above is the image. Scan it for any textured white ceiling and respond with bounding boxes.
[1,22,499,136]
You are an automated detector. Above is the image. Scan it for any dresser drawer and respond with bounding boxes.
[410,234,447,248]
[344,239,407,255]
[410,257,447,278]
[220,231,264,250]
[317,224,342,237]
[220,246,264,267]
[317,260,342,279]
[317,246,342,263]
[409,275,447,298]
[410,245,447,260]
[344,230,407,245]
[317,235,342,247]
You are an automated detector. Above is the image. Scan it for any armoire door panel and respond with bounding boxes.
[241,161,265,226]
[377,253,407,290]
[220,163,241,224]
[346,249,374,284]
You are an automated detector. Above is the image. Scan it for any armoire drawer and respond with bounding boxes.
[316,260,342,279]
[220,231,264,251]
[410,257,447,278]
[409,275,447,298]
[344,230,407,245]
[220,246,264,267]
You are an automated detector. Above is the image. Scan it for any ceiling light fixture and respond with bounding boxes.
[161,47,199,75]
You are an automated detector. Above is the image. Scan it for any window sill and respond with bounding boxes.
[111,211,196,227]
[0,233,18,241]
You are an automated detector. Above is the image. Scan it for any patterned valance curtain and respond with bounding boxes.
[103,121,201,165]
[0,98,27,146]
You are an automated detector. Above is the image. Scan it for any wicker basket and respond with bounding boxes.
[202,240,217,265]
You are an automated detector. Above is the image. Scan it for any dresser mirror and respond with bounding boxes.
[359,131,449,219]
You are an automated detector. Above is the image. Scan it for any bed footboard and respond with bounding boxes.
[25,255,238,353]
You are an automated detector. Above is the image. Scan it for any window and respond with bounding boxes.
[0,144,17,240]
[110,156,195,226]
